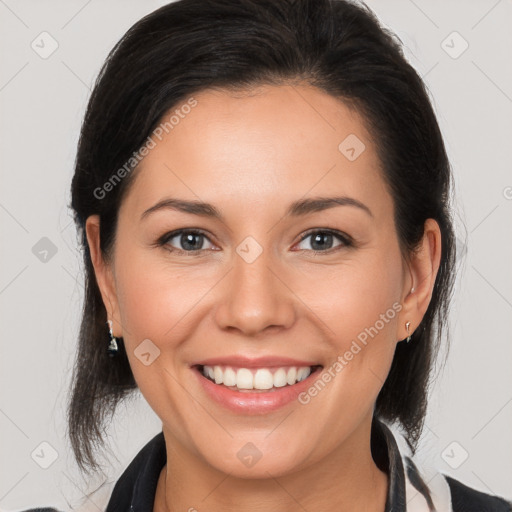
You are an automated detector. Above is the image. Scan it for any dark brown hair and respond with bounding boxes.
[68,0,456,475]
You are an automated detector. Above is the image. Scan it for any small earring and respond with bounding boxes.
[405,321,412,343]
[107,319,119,357]
[410,287,415,293]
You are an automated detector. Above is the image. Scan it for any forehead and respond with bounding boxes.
[121,84,392,222]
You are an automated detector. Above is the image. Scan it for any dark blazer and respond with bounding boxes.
[20,419,512,511]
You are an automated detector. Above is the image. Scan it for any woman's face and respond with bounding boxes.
[88,84,433,478]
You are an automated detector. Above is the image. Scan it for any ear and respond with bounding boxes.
[398,218,442,341]
[85,215,122,337]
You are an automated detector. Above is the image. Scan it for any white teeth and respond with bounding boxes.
[286,367,297,385]
[214,366,223,384]
[201,365,314,390]
[236,368,254,389]
[296,367,311,382]
[273,368,287,387]
[254,368,274,390]
[223,367,237,387]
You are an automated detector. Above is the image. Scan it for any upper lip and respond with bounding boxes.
[192,356,322,369]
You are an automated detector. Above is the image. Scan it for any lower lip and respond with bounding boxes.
[192,366,323,414]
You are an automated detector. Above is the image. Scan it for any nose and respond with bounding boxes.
[214,246,297,336]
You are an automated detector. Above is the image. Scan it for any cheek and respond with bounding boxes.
[113,249,219,348]
[115,267,171,339]
[301,245,403,386]
[112,255,199,405]
[302,252,402,340]
[305,264,401,424]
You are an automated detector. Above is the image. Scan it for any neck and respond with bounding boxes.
[154,416,388,512]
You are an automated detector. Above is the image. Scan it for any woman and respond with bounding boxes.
[24,0,511,510]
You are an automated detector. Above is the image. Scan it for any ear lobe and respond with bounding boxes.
[400,218,442,339]
[85,215,120,333]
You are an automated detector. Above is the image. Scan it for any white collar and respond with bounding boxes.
[378,418,453,511]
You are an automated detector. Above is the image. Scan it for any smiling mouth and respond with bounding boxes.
[194,364,323,392]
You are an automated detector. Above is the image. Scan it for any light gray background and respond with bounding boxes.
[1,0,511,509]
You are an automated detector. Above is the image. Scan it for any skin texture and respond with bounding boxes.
[86,84,441,511]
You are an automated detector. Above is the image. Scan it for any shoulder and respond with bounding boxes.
[14,509,62,512]
[16,478,115,512]
[390,425,511,512]
[16,434,162,512]
[444,474,512,512]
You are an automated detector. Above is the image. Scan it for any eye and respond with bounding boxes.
[294,229,353,253]
[158,229,216,254]
[156,228,353,256]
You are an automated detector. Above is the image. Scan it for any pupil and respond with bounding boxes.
[312,232,332,251]
[182,233,202,250]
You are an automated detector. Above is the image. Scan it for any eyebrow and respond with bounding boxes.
[140,195,373,221]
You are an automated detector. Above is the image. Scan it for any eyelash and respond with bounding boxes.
[156,228,354,256]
